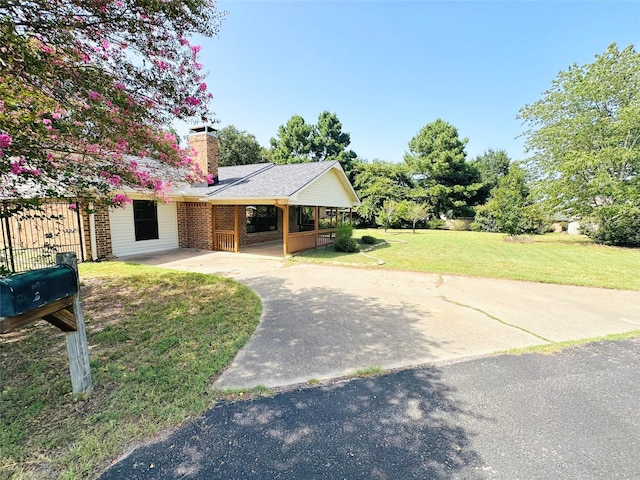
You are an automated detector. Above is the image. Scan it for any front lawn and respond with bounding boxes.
[0,262,261,479]
[294,229,640,291]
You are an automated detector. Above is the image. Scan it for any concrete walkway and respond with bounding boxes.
[122,248,640,389]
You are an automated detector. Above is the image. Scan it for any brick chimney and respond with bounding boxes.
[189,125,219,186]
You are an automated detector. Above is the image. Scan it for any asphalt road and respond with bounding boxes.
[101,338,640,479]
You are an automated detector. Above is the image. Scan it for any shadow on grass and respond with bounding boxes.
[101,366,483,479]
[116,248,216,264]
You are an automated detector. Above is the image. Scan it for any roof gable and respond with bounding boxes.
[194,161,359,207]
[289,164,359,207]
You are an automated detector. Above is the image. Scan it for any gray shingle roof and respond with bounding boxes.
[210,161,339,199]
[3,157,354,205]
[178,161,342,200]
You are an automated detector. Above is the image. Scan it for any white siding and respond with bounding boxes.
[291,169,358,207]
[567,221,580,235]
[109,201,179,257]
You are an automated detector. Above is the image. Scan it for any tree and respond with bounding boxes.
[0,0,222,208]
[404,119,483,218]
[375,199,402,232]
[519,43,640,246]
[269,111,358,174]
[269,115,315,164]
[473,164,548,235]
[218,125,265,166]
[470,148,511,201]
[399,200,431,233]
[313,111,358,176]
[353,160,413,226]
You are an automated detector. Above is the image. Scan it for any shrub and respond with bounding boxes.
[427,219,446,230]
[521,204,550,235]
[361,235,377,244]
[472,205,500,232]
[584,209,640,247]
[334,223,359,253]
[336,223,353,240]
[448,219,468,231]
[334,236,359,253]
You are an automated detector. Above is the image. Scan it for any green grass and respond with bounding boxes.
[348,366,385,378]
[214,385,273,402]
[0,262,261,479]
[498,329,640,356]
[294,229,640,290]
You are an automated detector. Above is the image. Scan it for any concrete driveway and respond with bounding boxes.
[121,248,640,389]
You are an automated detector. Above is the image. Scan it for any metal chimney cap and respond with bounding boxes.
[189,125,217,135]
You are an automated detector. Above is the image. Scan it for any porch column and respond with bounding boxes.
[233,205,239,252]
[314,206,319,247]
[212,205,217,250]
[282,204,289,256]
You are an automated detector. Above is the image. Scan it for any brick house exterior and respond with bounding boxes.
[90,125,359,258]
[177,202,214,250]
[2,125,357,271]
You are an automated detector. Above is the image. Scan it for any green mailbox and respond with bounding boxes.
[0,265,78,317]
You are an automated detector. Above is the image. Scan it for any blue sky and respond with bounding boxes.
[185,1,640,163]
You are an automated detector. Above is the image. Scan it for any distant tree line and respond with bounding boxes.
[220,114,545,236]
[218,43,639,247]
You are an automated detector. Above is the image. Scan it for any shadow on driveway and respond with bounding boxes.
[102,366,484,479]
[214,274,446,389]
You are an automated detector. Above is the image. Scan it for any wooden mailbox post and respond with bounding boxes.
[0,252,92,395]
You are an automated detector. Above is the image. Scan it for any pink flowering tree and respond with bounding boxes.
[0,0,222,209]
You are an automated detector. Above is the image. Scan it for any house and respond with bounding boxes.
[550,213,581,235]
[89,126,360,259]
[1,126,360,270]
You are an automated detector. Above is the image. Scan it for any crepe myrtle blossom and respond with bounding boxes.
[0,0,223,210]
[111,193,132,207]
[0,133,12,155]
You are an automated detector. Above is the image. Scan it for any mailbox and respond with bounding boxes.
[0,265,78,317]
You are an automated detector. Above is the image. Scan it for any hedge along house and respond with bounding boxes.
[100,126,360,258]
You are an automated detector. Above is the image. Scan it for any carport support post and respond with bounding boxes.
[56,252,93,395]
[233,205,239,252]
[314,206,319,248]
[282,204,289,255]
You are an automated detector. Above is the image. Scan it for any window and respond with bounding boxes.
[298,206,315,231]
[318,207,337,230]
[133,200,159,241]
[246,206,277,233]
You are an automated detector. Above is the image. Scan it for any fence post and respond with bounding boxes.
[2,214,16,273]
[56,252,93,395]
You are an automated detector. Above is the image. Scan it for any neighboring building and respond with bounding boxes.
[551,214,581,235]
[84,126,360,259]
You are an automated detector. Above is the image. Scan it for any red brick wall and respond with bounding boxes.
[81,203,113,260]
[189,129,219,182]
[214,205,235,231]
[177,202,189,247]
[177,202,213,250]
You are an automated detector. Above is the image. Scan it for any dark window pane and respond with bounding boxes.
[246,205,277,233]
[299,206,315,231]
[133,200,159,241]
